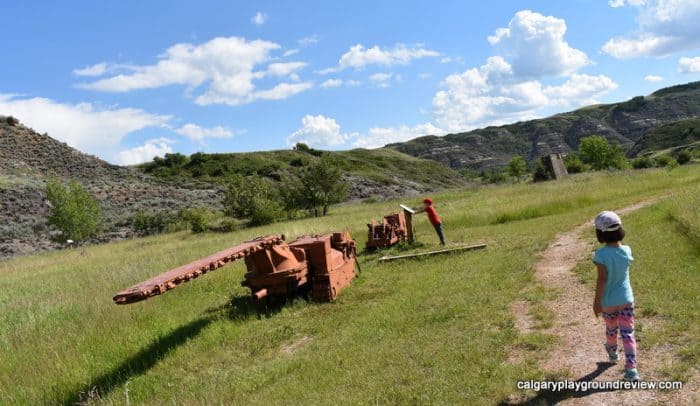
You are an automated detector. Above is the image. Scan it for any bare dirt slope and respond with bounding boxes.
[510,198,698,405]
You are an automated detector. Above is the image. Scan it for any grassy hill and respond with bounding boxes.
[137,147,468,200]
[387,81,700,169]
[1,166,697,404]
[0,118,222,259]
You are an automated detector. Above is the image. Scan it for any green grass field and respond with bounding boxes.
[1,166,698,405]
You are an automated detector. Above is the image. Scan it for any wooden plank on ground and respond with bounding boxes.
[377,243,487,263]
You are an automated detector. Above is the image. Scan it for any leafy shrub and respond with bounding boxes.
[578,135,628,170]
[507,156,527,178]
[482,168,508,184]
[177,208,213,233]
[653,155,675,168]
[563,154,588,173]
[45,179,101,243]
[676,150,691,165]
[532,161,551,182]
[250,197,283,226]
[632,156,654,169]
[133,211,173,236]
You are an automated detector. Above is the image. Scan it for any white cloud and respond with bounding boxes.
[320,79,343,88]
[488,10,589,77]
[175,123,234,142]
[678,56,700,73]
[265,61,307,77]
[319,44,440,73]
[319,78,360,88]
[251,12,267,26]
[602,0,700,58]
[644,74,664,81]
[286,114,352,147]
[117,138,175,165]
[283,49,299,57]
[370,72,394,87]
[78,36,313,106]
[251,82,314,101]
[0,94,170,160]
[543,74,618,106]
[609,0,645,7]
[73,62,108,77]
[431,10,618,133]
[352,123,443,149]
[297,35,319,47]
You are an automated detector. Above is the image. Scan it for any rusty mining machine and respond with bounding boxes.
[113,232,358,306]
[365,205,415,250]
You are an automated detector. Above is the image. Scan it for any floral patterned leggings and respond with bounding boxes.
[602,306,637,369]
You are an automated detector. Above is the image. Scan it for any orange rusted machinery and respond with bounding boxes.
[365,208,414,250]
[113,232,357,305]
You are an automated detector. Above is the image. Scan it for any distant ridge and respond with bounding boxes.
[387,81,700,169]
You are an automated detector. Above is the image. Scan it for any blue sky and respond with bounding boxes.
[1,1,699,164]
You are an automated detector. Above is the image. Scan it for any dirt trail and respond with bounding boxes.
[510,198,698,405]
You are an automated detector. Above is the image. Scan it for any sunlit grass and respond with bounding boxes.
[0,166,698,404]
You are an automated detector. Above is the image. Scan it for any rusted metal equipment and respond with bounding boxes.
[114,232,358,305]
[377,243,487,263]
[365,206,416,250]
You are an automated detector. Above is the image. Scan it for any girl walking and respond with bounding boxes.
[592,211,640,381]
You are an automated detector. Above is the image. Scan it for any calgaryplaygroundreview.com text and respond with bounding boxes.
[517,379,683,392]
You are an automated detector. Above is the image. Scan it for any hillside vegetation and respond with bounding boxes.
[138,147,468,199]
[388,81,700,169]
[1,166,697,404]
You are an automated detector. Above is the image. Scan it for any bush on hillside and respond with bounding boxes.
[653,154,676,168]
[45,179,101,243]
[578,135,628,170]
[532,161,552,182]
[632,156,655,169]
[563,154,589,173]
[676,150,691,165]
[133,211,174,236]
[507,156,527,179]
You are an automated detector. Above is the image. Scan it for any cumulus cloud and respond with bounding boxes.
[0,94,170,160]
[286,114,352,147]
[487,10,589,77]
[117,138,175,165]
[175,123,234,142]
[352,123,443,149]
[319,78,360,88]
[543,74,618,106]
[432,11,617,133]
[73,62,108,77]
[369,72,395,87]
[319,44,439,73]
[608,0,645,7]
[77,36,313,106]
[678,56,700,73]
[320,79,343,88]
[297,35,319,47]
[644,74,664,81]
[251,12,267,25]
[603,0,700,58]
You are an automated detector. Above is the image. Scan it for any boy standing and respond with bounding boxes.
[414,198,445,245]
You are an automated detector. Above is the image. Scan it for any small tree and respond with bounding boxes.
[298,157,348,216]
[578,135,628,170]
[222,175,281,225]
[507,156,527,179]
[45,179,100,243]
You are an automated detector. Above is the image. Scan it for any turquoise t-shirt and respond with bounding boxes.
[593,245,634,307]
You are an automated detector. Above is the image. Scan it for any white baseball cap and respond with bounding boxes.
[594,211,622,231]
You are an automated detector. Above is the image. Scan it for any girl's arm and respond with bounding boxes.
[593,263,607,317]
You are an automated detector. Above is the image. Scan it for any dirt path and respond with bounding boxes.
[510,198,698,405]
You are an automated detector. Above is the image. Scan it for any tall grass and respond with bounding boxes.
[0,166,698,404]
